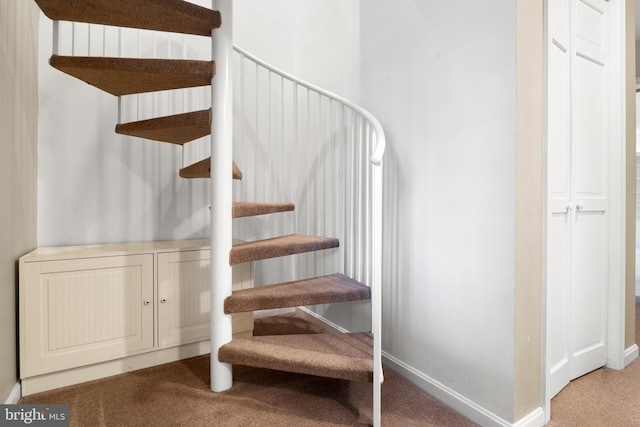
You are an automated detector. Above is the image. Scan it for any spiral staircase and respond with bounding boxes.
[34,0,384,425]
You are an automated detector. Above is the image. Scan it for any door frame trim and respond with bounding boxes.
[604,0,626,372]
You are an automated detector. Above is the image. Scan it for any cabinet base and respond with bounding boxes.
[21,335,251,397]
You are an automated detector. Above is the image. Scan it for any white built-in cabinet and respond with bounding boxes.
[157,249,253,347]
[19,240,253,396]
[547,0,610,399]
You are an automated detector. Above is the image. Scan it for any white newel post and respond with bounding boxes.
[210,0,234,393]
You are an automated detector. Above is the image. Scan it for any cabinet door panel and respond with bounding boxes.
[21,255,154,377]
[157,250,253,348]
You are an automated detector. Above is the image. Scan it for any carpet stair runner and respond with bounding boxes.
[180,158,243,180]
[219,333,373,382]
[34,0,376,399]
[232,201,295,219]
[35,0,220,36]
[225,274,371,313]
[230,234,339,265]
[116,109,211,145]
[50,55,214,96]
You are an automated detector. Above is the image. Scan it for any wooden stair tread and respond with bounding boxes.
[229,234,340,265]
[35,0,220,37]
[230,234,339,265]
[232,201,294,219]
[179,158,243,180]
[224,274,370,314]
[50,55,214,96]
[116,109,211,145]
[218,333,373,382]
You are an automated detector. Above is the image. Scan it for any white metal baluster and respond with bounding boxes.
[367,127,373,283]
[340,104,347,274]
[267,70,273,202]
[210,0,233,393]
[357,115,365,281]
[343,107,350,276]
[320,95,326,240]
[292,82,299,241]
[317,94,324,274]
[306,88,313,277]
[238,53,245,203]
[253,61,259,204]
[330,99,337,273]
[347,109,356,277]
[280,75,285,207]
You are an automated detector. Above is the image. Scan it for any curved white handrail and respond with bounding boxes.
[232,46,386,166]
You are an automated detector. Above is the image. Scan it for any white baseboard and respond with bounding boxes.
[512,407,545,427]
[296,308,546,427]
[624,344,639,367]
[382,353,544,427]
[4,383,21,404]
[296,307,350,333]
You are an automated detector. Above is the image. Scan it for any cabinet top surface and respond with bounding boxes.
[21,239,213,262]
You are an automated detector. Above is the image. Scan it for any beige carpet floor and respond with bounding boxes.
[20,313,478,426]
[547,297,640,426]
[21,300,640,426]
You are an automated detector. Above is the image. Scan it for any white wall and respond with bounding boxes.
[235,0,361,101]
[359,1,517,422]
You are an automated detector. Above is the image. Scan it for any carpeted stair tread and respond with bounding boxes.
[50,55,214,96]
[219,333,373,382]
[230,234,339,265]
[180,158,243,180]
[35,0,220,37]
[232,201,294,219]
[116,109,211,145]
[225,274,370,314]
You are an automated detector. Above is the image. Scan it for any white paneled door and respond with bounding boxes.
[547,0,609,399]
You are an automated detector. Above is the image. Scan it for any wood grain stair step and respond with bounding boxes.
[116,109,211,145]
[224,274,370,314]
[230,234,339,265]
[232,202,294,219]
[50,55,214,96]
[218,333,373,382]
[179,158,243,180]
[35,0,220,37]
